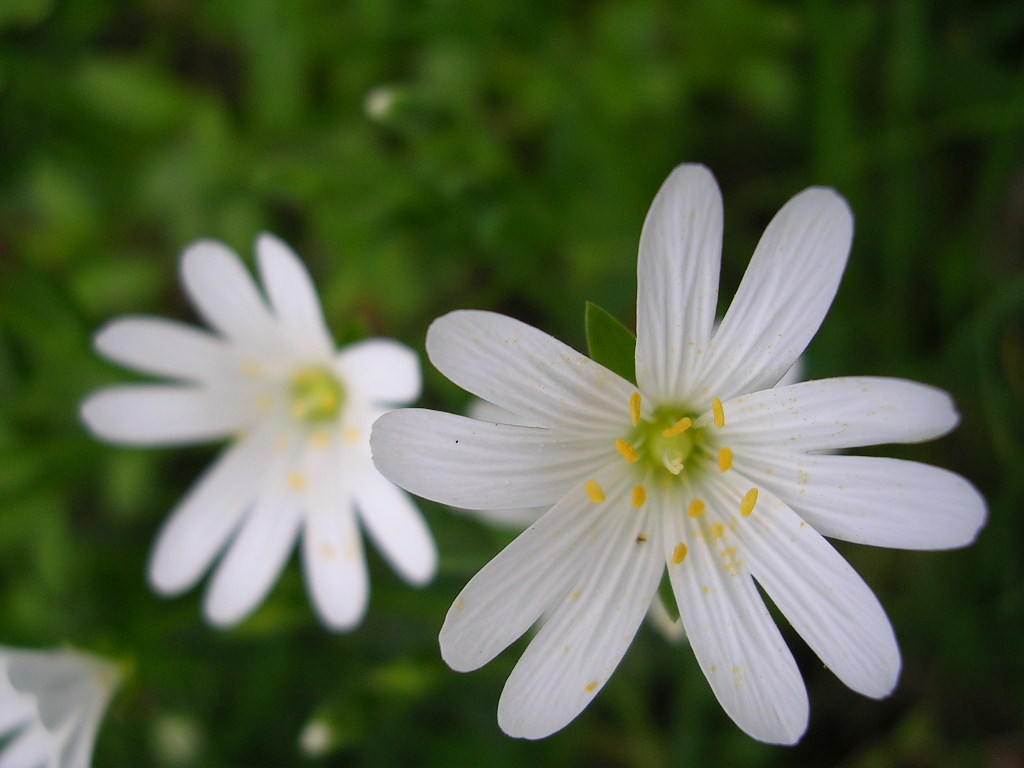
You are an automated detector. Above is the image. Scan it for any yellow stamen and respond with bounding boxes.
[311,429,331,448]
[718,447,733,473]
[740,488,758,517]
[241,360,262,377]
[629,393,641,427]
[288,472,308,492]
[631,485,647,509]
[712,397,725,428]
[671,541,689,564]
[585,681,598,693]
[616,439,639,463]
[586,481,605,503]
[662,417,693,438]
[688,498,706,518]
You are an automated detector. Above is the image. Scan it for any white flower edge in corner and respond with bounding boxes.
[81,234,436,631]
[371,164,987,743]
[0,646,121,768]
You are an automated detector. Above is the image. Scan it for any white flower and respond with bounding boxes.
[463,362,809,645]
[81,234,435,631]
[0,646,121,768]
[370,165,987,743]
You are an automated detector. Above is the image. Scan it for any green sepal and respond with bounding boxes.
[657,572,681,623]
[584,301,636,385]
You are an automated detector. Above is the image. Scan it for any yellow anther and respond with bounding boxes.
[585,681,597,693]
[740,488,758,517]
[672,541,689,565]
[712,397,725,428]
[241,360,263,377]
[631,485,647,509]
[257,393,273,413]
[629,393,641,427]
[288,472,308,492]
[585,481,605,503]
[616,439,639,463]
[311,429,331,448]
[343,427,361,444]
[688,499,706,518]
[718,447,733,473]
[662,417,693,438]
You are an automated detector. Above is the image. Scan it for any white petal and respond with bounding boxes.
[698,187,853,401]
[719,377,959,452]
[0,725,50,768]
[439,464,626,673]
[148,423,280,594]
[663,491,808,744]
[180,239,277,343]
[467,399,539,427]
[709,478,901,699]
[426,310,635,436]
[459,505,546,529]
[635,164,723,403]
[353,464,436,585]
[302,450,369,631]
[776,356,805,388]
[335,339,421,405]
[733,449,987,549]
[80,385,252,446]
[371,409,612,510]
[498,491,663,739]
[256,234,334,359]
[93,316,234,383]
[203,478,304,627]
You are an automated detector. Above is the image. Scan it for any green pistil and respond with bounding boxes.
[289,366,345,424]
[632,407,701,477]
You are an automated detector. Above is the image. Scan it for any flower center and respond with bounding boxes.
[289,366,345,424]
[634,407,700,476]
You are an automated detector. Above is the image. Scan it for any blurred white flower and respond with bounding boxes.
[363,84,400,121]
[372,165,987,743]
[81,234,435,631]
[0,646,121,768]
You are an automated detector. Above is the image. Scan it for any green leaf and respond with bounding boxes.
[657,573,681,623]
[584,301,636,385]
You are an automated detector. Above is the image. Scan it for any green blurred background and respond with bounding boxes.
[1,0,1022,766]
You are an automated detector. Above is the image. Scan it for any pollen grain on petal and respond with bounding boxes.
[257,393,273,413]
[586,481,605,503]
[740,488,758,517]
[288,472,308,492]
[671,541,688,565]
[616,439,640,463]
[241,359,263,378]
[662,417,693,438]
[688,498,706,518]
[585,681,598,693]
[631,485,647,509]
[712,397,725,428]
[717,447,733,473]
[629,392,641,427]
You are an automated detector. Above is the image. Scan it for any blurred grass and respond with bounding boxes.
[0,1,1022,766]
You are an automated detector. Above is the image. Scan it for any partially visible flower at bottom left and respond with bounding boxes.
[0,646,121,768]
